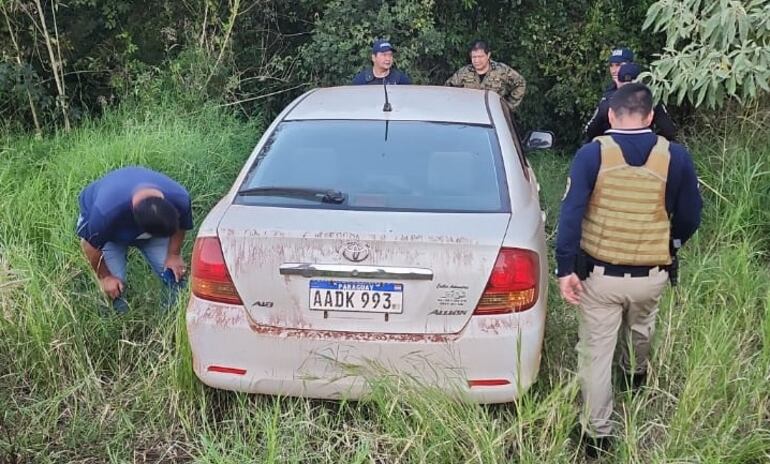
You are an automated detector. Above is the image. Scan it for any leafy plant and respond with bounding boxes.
[298,0,447,85]
[643,0,770,108]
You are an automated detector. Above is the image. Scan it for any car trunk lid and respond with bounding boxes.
[217,206,510,334]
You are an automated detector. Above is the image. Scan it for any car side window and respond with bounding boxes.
[500,100,530,181]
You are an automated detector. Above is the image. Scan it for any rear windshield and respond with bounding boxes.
[236,120,510,212]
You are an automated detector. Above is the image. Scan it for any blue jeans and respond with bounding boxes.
[77,215,184,313]
[104,237,185,311]
[102,238,170,282]
[77,213,169,281]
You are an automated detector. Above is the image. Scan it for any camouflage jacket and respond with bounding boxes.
[445,61,526,112]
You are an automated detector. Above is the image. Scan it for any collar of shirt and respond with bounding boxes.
[605,128,653,135]
[366,68,391,81]
[468,61,500,73]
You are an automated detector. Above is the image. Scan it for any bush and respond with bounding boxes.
[298,0,447,85]
[297,0,660,145]
[0,0,664,145]
[643,0,770,108]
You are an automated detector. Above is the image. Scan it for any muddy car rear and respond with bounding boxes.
[187,86,549,402]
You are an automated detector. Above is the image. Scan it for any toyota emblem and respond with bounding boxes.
[341,241,370,263]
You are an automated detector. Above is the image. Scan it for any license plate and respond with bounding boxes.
[309,280,403,313]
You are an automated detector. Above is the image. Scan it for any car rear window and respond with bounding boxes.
[236,120,510,212]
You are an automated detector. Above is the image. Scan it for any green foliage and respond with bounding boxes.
[298,0,447,85]
[490,0,659,140]
[2,96,770,461]
[643,0,770,108]
[0,0,663,144]
[0,99,260,460]
[0,61,52,131]
[297,0,659,144]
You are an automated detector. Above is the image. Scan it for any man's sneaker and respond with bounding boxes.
[584,435,612,459]
[161,284,186,311]
[112,297,129,315]
[160,268,187,311]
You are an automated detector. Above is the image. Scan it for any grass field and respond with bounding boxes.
[1,100,768,463]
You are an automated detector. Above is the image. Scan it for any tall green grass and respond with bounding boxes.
[0,100,262,462]
[1,100,768,463]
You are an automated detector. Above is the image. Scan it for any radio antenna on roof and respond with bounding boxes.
[382,79,392,112]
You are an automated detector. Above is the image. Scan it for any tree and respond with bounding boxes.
[0,2,42,135]
[643,0,770,108]
[298,0,447,85]
[28,0,71,130]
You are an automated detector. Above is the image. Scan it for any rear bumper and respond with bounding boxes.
[186,296,545,403]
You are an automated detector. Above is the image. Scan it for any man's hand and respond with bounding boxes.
[559,273,584,305]
[164,253,186,282]
[100,276,124,299]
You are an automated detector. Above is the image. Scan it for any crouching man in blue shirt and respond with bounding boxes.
[556,83,702,458]
[76,166,193,313]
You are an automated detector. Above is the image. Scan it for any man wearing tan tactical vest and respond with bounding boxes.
[555,83,702,458]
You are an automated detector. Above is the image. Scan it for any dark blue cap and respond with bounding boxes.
[372,39,395,54]
[618,62,641,82]
[609,47,634,63]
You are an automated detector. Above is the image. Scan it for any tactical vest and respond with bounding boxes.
[580,136,672,266]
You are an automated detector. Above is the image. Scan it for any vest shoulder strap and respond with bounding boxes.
[593,136,626,170]
[644,136,671,180]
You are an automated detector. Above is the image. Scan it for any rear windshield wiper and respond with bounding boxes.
[237,186,347,204]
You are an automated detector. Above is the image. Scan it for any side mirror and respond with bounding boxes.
[523,130,555,150]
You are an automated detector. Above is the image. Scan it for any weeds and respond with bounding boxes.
[0,101,768,463]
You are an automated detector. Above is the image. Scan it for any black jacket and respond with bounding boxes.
[583,88,678,142]
[351,68,412,85]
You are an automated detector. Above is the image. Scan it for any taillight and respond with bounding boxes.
[191,236,243,305]
[474,248,539,315]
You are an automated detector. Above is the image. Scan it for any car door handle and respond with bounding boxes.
[279,263,434,280]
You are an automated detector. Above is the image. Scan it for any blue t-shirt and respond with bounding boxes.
[555,129,702,276]
[77,166,193,248]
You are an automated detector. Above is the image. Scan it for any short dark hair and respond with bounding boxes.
[133,197,180,237]
[609,83,653,118]
[469,39,490,54]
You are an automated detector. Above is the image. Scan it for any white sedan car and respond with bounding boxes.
[187,85,550,403]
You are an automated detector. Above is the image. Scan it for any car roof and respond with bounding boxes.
[284,86,492,125]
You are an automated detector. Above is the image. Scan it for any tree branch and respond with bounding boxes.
[1,2,42,136]
[203,0,241,91]
[32,0,70,131]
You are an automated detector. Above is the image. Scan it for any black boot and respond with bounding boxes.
[584,435,612,459]
[622,370,648,392]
